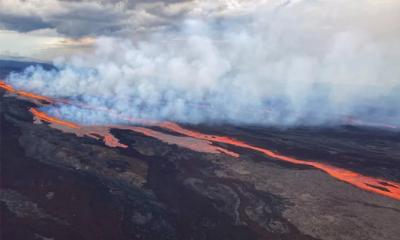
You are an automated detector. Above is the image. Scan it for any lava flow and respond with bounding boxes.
[29,107,236,156]
[30,107,127,148]
[2,80,400,200]
[0,81,53,103]
[158,122,400,201]
[30,108,79,129]
[129,126,239,157]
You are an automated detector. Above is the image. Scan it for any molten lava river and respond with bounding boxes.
[1,80,400,201]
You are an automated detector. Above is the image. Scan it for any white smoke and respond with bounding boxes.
[6,0,400,126]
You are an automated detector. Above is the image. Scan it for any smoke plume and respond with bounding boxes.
[6,0,400,127]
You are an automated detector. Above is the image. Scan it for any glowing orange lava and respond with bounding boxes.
[29,108,231,155]
[30,108,128,148]
[158,122,400,200]
[127,126,239,157]
[2,80,400,200]
[30,108,80,129]
[102,133,129,148]
[1,80,53,103]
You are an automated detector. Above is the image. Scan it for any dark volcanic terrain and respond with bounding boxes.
[1,61,400,240]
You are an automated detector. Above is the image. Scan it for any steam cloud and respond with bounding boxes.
[6,1,400,127]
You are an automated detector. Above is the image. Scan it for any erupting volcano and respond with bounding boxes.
[2,1,400,239]
[1,60,400,240]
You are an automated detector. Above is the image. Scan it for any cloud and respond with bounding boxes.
[0,0,127,37]
[0,0,288,38]
[0,0,198,38]
[0,13,51,32]
[6,0,400,127]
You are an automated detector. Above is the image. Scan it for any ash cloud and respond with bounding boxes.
[6,0,400,127]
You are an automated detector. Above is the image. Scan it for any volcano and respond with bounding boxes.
[1,60,400,240]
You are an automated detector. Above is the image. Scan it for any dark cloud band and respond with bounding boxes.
[0,0,193,38]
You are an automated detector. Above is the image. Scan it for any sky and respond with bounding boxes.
[0,0,270,60]
[1,0,397,61]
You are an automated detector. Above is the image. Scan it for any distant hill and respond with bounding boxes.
[0,59,54,79]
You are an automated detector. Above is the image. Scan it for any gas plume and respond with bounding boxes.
[6,1,400,127]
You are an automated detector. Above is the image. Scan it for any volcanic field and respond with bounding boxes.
[1,61,400,240]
